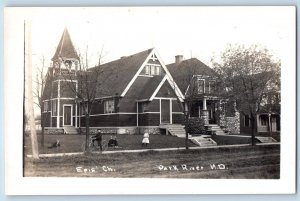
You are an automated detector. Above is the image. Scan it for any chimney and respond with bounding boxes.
[175,55,183,64]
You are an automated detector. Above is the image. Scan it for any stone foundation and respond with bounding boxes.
[45,127,162,135]
[225,112,240,134]
[45,128,64,135]
[137,127,160,135]
[79,127,138,135]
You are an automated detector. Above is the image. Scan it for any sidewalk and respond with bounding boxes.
[26,142,280,158]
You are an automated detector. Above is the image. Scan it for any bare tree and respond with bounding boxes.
[33,56,47,148]
[59,46,114,152]
[212,44,281,146]
[169,60,206,150]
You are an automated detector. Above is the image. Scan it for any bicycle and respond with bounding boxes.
[81,136,108,152]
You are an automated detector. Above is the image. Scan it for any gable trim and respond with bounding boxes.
[120,48,185,102]
[120,49,154,97]
[149,75,184,102]
[152,49,185,101]
[149,76,168,101]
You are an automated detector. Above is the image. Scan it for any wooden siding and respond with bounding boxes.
[42,112,51,127]
[155,81,178,98]
[138,113,160,126]
[147,99,160,112]
[80,114,137,127]
[51,117,57,127]
[118,97,137,113]
[172,99,183,112]
[172,113,184,124]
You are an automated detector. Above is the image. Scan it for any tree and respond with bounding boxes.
[212,44,281,146]
[33,56,47,148]
[59,46,114,152]
[169,60,207,150]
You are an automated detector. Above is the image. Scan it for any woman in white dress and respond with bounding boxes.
[142,132,150,147]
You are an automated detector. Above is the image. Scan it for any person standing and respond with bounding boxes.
[142,132,150,147]
[92,129,103,151]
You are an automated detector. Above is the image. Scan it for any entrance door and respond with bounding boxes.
[271,116,277,131]
[161,99,171,124]
[207,101,216,124]
[63,105,72,126]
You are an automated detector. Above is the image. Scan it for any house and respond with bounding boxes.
[240,104,280,135]
[41,28,186,135]
[166,56,240,135]
[41,28,280,137]
[167,56,281,136]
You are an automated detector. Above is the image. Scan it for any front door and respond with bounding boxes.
[161,99,171,124]
[207,101,216,124]
[63,105,72,126]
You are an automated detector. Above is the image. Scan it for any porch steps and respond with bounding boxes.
[205,124,226,135]
[255,136,277,143]
[63,126,78,134]
[190,135,217,147]
[159,124,189,138]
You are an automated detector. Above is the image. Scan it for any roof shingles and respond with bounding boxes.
[52,28,80,61]
[91,48,153,97]
[166,58,216,93]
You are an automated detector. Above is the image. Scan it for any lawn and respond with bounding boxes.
[24,144,280,178]
[24,134,197,155]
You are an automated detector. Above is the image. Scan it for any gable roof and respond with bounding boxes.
[166,58,217,93]
[90,49,153,97]
[123,75,164,101]
[119,48,184,101]
[138,76,165,100]
[52,28,79,61]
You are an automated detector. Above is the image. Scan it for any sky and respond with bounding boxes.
[29,7,292,70]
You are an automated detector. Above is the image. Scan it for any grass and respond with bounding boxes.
[212,134,280,145]
[24,134,197,155]
[212,135,257,145]
[24,144,280,178]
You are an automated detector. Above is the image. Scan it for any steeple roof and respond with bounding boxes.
[52,28,79,61]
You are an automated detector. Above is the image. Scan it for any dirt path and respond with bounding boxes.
[24,144,280,179]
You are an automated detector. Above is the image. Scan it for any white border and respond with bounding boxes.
[4,7,296,195]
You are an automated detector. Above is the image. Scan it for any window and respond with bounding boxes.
[209,81,216,94]
[43,101,48,112]
[260,115,268,126]
[145,65,150,75]
[197,79,205,94]
[52,100,57,116]
[244,115,250,127]
[155,66,160,75]
[104,100,115,113]
[142,64,161,76]
[138,102,148,113]
[151,65,156,75]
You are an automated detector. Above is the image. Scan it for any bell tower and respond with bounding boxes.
[51,27,80,73]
